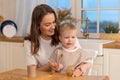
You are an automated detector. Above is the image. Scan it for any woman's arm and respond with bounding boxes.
[37,63,51,72]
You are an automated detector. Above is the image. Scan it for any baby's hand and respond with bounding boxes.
[50,61,63,72]
[72,68,83,77]
[73,62,91,76]
[79,66,88,76]
[57,63,64,71]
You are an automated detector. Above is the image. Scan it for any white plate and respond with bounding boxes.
[0,20,17,38]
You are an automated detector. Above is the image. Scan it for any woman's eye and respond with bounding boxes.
[44,22,56,27]
[45,24,50,26]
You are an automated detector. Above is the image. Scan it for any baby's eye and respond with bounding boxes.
[65,37,69,39]
[72,36,75,39]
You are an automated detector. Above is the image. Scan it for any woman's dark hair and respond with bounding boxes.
[24,4,59,55]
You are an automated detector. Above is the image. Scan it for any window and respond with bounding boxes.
[48,0,120,35]
[80,0,120,33]
[49,0,70,9]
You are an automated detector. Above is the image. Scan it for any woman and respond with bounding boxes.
[24,4,81,77]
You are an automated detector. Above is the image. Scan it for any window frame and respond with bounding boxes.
[71,0,120,38]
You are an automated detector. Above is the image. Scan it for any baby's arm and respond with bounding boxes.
[78,62,92,75]
[72,62,92,77]
[49,48,64,72]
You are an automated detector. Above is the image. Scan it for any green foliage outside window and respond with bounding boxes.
[103,24,119,33]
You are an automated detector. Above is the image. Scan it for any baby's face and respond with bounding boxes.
[59,30,77,49]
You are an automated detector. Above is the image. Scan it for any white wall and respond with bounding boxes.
[0,0,16,21]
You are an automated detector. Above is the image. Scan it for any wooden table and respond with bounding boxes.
[0,69,109,80]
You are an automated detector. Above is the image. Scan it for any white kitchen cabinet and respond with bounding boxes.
[0,41,26,72]
[91,56,103,76]
[103,48,120,80]
[0,42,10,72]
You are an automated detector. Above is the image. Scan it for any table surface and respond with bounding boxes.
[0,69,109,80]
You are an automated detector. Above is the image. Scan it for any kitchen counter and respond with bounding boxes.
[0,35,24,43]
[0,35,120,49]
[103,41,120,49]
[0,69,109,80]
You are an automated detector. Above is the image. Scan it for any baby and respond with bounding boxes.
[49,23,95,77]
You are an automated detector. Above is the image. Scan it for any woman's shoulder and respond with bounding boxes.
[24,39,31,46]
[24,39,30,43]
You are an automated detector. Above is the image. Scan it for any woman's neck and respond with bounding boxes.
[40,35,52,40]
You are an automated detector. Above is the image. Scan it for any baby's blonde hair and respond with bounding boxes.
[59,23,76,35]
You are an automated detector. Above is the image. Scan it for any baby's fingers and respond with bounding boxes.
[72,69,83,77]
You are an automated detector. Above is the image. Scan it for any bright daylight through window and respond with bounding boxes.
[81,0,120,33]
[49,0,120,34]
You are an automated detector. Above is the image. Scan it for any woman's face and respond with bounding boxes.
[40,13,56,39]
